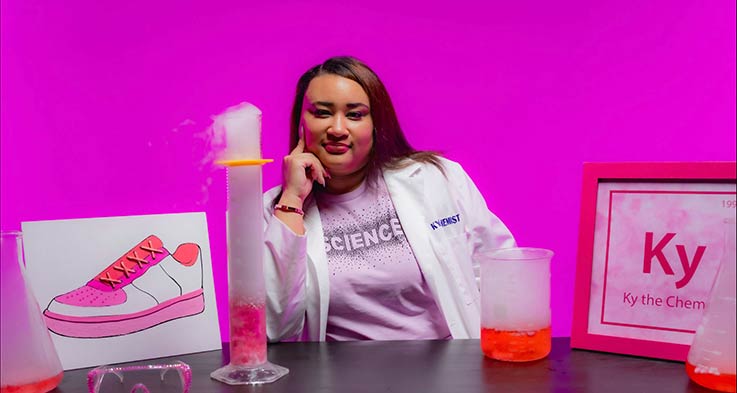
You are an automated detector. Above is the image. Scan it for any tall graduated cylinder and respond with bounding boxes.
[226,165,268,366]
[477,247,553,361]
[209,103,288,385]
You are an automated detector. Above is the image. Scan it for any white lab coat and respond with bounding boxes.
[263,157,515,342]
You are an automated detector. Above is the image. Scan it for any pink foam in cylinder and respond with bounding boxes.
[229,299,266,366]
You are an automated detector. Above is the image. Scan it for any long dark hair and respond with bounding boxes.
[289,56,442,179]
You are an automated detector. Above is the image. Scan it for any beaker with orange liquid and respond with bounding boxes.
[685,218,736,392]
[477,247,553,362]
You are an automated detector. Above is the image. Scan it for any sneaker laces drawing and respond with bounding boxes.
[43,235,205,339]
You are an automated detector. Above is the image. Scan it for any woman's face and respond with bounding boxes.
[300,74,374,177]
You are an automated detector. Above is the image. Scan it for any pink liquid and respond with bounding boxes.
[1,372,63,393]
[686,362,736,392]
[229,300,266,366]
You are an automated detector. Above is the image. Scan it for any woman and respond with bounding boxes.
[263,56,515,342]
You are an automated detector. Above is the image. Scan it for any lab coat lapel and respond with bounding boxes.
[303,200,329,340]
[383,164,466,337]
[383,164,430,274]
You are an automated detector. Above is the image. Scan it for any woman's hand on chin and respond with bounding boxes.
[281,138,330,206]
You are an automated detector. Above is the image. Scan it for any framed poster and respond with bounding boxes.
[571,162,736,361]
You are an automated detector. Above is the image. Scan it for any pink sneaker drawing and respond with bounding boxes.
[43,235,205,338]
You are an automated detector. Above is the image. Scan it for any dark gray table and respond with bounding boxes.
[54,338,712,392]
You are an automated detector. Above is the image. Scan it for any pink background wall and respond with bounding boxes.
[2,0,735,340]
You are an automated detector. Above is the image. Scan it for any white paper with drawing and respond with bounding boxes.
[21,212,220,370]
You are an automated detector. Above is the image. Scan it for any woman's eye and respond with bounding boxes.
[347,112,365,120]
[313,109,331,118]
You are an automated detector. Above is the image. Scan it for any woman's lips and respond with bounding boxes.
[323,143,350,154]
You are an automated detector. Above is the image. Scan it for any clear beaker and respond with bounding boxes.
[685,218,736,392]
[1,231,64,392]
[477,247,553,362]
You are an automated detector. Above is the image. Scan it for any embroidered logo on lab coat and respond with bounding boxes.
[430,214,461,230]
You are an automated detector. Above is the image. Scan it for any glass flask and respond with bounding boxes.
[1,231,64,393]
[685,217,736,392]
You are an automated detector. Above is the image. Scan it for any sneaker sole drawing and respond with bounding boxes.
[43,289,205,338]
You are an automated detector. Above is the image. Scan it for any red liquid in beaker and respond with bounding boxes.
[686,361,736,392]
[0,372,63,393]
[481,326,551,361]
[229,300,267,366]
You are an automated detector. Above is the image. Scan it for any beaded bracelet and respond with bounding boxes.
[274,204,305,216]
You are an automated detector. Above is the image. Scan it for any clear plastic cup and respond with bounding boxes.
[477,247,553,362]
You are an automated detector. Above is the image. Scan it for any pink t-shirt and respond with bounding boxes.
[316,176,451,341]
